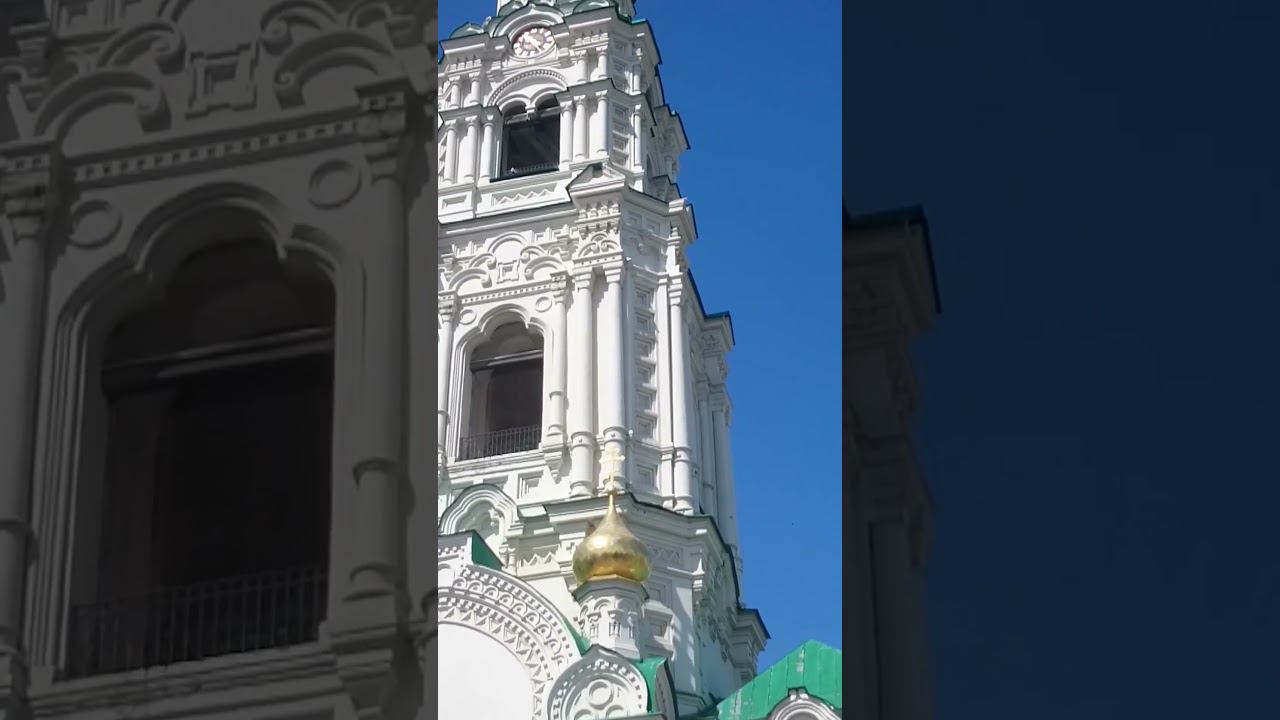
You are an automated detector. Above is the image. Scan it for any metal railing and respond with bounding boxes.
[66,565,327,678]
[458,424,541,460]
[496,161,558,181]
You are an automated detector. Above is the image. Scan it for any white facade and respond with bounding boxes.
[436,1,766,718]
[0,0,437,718]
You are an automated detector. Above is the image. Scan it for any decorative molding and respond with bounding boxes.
[66,198,121,248]
[439,564,581,720]
[546,646,649,720]
[307,159,362,209]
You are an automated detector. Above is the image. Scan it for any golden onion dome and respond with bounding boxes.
[572,492,650,584]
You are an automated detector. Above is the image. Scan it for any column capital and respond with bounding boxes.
[438,292,459,321]
[571,265,596,285]
[549,271,572,301]
[709,389,731,417]
[601,261,625,284]
[1,147,62,246]
[666,275,687,305]
[356,83,417,181]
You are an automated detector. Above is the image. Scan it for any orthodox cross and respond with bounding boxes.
[600,445,625,498]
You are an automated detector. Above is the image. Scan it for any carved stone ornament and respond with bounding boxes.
[438,563,581,720]
[546,646,650,720]
[307,159,362,209]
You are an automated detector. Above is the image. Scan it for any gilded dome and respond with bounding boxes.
[572,493,650,584]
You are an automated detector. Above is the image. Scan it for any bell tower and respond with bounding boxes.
[438,1,765,714]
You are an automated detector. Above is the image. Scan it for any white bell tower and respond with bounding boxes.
[438,1,765,714]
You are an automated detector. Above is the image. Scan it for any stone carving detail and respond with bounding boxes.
[94,20,187,73]
[66,198,122,248]
[546,647,649,720]
[307,159,362,208]
[439,564,580,720]
[443,233,567,293]
[188,44,259,117]
[578,593,643,644]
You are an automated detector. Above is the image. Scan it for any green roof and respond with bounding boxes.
[632,656,667,712]
[467,531,504,570]
[715,641,842,720]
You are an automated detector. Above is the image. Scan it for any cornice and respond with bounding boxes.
[0,85,428,192]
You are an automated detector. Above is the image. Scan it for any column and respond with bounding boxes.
[344,99,409,608]
[460,116,479,183]
[464,74,479,106]
[630,108,645,174]
[0,169,52,661]
[443,120,459,183]
[573,97,589,161]
[543,274,569,443]
[592,93,609,159]
[712,397,740,554]
[447,79,460,108]
[559,99,575,166]
[577,51,590,82]
[668,281,695,512]
[567,268,596,496]
[872,520,930,720]
[595,48,609,81]
[437,295,458,457]
[697,391,717,517]
[478,113,495,182]
[598,263,627,490]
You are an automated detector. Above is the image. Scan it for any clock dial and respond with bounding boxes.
[512,26,554,58]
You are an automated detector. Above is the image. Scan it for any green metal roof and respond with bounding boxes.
[632,656,667,712]
[715,641,842,720]
[467,531,504,570]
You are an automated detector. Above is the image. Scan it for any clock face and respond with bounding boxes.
[512,26,554,58]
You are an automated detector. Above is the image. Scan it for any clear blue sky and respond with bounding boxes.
[441,1,844,669]
[849,1,1280,717]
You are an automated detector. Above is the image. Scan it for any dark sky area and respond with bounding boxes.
[847,1,1280,717]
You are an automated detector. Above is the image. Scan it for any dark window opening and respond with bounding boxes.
[499,99,560,180]
[460,323,543,459]
[67,240,334,677]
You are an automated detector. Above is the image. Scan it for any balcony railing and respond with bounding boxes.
[66,564,327,678]
[458,424,541,460]
[496,161,558,181]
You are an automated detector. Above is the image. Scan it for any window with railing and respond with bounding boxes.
[463,323,543,460]
[68,240,334,676]
[66,565,327,678]
[498,99,560,180]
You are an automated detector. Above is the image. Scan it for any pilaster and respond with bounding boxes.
[0,141,60,720]
[332,79,419,720]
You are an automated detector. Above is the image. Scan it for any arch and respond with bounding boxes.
[453,314,546,461]
[259,0,341,53]
[93,21,187,73]
[273,30,403,107]
[439,483,518,537]
[437,562,582,719]
[34,69,169,137]
[22,182,356,669]
[486,68,567,112]
[766,691,842,720]
[546,646,650,720]
[491,3,566,40]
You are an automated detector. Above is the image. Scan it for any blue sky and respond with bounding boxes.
[441,1,845,669]
[849,1,1280,717]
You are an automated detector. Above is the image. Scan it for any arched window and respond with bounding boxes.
[499,98,561,179]
[460,322,543,459]
[68,240,334,677]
